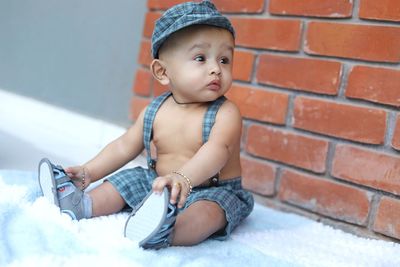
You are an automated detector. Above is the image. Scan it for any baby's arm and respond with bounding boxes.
[65,108,147,186]
[152,100,242,207]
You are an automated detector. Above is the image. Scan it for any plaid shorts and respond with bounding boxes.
[106,166,254,240]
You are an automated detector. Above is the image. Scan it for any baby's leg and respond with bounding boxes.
[172,200,227,246]
[88,181,126,217]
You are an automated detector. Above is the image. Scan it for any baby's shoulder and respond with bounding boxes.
[217,99,241,119]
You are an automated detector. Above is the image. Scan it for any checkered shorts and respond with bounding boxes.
[106,166,254,240]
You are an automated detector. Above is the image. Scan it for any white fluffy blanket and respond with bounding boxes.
[1,170,399,267]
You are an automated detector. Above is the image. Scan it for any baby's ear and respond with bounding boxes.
[150,59,169,86]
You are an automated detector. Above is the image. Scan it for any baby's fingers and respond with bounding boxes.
[177,189,188,209]
[171,182,190,208]
[152,176,171,194]
[64,166,81,177]
[169,182,181,205]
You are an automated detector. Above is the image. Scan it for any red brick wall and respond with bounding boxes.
[131,0,400,241]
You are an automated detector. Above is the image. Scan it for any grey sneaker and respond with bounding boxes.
[124,187,178,249]
[38,158,86,220]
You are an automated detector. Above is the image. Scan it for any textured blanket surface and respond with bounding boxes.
[1,170,399,267]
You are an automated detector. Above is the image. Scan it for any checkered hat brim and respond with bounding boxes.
[151,1,235,58]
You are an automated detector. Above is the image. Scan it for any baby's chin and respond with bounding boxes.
[201,94,224,103]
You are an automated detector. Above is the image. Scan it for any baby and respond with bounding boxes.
[38,0,254,249]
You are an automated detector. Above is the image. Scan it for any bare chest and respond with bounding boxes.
[152,105,207,154]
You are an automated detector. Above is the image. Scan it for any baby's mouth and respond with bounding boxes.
[207,80,221,91]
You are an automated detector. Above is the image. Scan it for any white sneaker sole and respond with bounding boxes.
[38,158,59,207]
[124,188,168,247]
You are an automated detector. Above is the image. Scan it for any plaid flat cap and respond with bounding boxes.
[151,0,235,59]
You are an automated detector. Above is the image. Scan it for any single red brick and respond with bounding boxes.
[231,18,302,52]
[133,68,152,97]
[359,0,400,22]
[257,54,341,95]
[393,115,400,151]
[130,97,151,121]
[233,50,255,82]
[226,84,289,124]
[241,156,276,196]
[279,169,371,225]
[373,197,400,239]
[143,12,161,38]
[213,0,264,13]
[269,0,353,18]
[246,124,328,173]
[346,65,400,108]
[332,144,400,195]
[293,97,387,144]
[305,22,400,63]
[138,40,152,67]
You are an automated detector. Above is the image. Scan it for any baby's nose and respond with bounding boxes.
[209,61,221,75]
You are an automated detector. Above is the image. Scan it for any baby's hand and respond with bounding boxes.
[64,166,91,190]
[152,173,192,209]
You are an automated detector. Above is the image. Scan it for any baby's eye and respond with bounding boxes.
[194,55,205,62]
[220,57,230,64]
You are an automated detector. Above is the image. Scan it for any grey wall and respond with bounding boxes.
[0,0,146,127]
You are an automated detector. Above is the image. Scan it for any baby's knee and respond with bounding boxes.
[172,200,227,245]
[202,201,227,227]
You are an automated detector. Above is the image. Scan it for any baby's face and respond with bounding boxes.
[159,25,234,103]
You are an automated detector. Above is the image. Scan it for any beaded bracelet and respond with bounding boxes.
[172,171,193,196]
[81,168,86,190]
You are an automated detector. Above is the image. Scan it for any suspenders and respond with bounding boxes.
[143,91,226,186]
[143,92,171,170]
